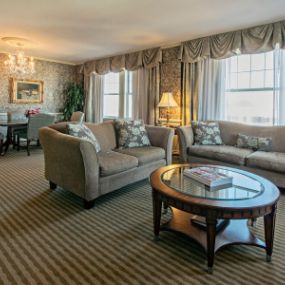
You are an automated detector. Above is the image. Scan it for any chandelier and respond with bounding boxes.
[4,50,35,76]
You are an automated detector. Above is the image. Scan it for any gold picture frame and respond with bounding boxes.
[10,78,44,104]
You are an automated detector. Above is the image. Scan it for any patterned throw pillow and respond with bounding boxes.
[192,121,223,145]
[67,123,101,152]
[115,119,151,148]
[237,133,272,152]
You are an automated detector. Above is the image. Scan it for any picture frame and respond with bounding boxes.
[10,78,44,104]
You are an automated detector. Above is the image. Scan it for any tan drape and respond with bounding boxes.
[181,62,201,125]
[83,47,162,75]
[179,20,285,63]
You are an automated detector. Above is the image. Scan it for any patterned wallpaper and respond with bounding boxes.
[0,53,77,113]
[160,46,182,121]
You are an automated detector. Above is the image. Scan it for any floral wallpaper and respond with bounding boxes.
[160,46,181,121]
[0,53,78,114]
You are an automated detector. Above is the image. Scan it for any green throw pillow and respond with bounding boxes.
[192,121,223,145]
[115,119,151,148]
[236,133,272,152]
[67,123,101,152]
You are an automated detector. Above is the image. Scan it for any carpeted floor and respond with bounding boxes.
[0,149,285,285]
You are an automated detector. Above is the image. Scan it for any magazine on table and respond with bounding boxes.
[184,166,233,189]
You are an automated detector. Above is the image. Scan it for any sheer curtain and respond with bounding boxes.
[84,73,104,123]
[198,58,226,121]
[181,58,226,124]
[132,66,160,125]
[273,48,285,125]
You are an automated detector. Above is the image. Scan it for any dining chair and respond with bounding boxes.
[7,111,27,149]
[70,111,85,123]
[17,113,55,156]
[0,132,4,155]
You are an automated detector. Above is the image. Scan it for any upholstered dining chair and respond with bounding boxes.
[17,113,55,156]
[70,111,85,123]
[7,111,27,149]
[0,132,4,155]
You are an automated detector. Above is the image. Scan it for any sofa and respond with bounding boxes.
[177,121,285,188]
[39,121,174,209]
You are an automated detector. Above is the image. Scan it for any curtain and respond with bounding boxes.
[198,58,226,121]
[84,73,104,123]
[179,20,285,63]
[132,66,160,125]
[273,48,285,125]
[83,47,161,75]
[83,47,162,125]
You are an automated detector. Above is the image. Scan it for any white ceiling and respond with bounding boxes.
[0,0,284,65]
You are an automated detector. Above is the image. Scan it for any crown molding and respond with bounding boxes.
[0,50,77,66]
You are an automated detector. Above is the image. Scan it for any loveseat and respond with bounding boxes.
[177,121,285,187]
[39,121,174,208]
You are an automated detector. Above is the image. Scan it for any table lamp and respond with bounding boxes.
[157,92,178,126]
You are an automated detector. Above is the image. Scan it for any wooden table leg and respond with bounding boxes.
[206,217,217,273]
[264,204,277,262]
[152,189,162,238]
[3,126,12,155]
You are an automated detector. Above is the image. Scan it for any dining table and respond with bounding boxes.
[0,120,28,155]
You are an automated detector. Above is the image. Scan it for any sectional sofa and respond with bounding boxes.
[177,121,285,188]
[39,121,174,209]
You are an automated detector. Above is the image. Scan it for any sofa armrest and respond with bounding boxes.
[145,125,174,165]
[176,125,194,163]
[39,127,100,201]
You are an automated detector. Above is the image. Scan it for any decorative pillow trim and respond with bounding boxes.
[67,123,101,152]
[192,121,223,145]
[115,119,151,149]
[236,133,272,152]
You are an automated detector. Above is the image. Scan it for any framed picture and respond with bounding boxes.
[10,78,44,104]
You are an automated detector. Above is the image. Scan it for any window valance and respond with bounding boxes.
[83,47,162,75]
[179,20,285,63]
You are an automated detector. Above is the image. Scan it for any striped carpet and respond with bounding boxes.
[0,150,285,285]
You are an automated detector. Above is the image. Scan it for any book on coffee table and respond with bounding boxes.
[184,167,233,189]
[191,215,228,232]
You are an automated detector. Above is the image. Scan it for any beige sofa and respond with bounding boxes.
[177,121,285,188]
[39,121,174,209]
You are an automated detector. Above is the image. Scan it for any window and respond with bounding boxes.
[225,51,275,125]
[103,73,120,118]
[103,71,133,119]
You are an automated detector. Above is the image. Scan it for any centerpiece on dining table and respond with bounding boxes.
[24,108,41,118]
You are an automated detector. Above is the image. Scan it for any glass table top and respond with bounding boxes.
[161,166,264,201]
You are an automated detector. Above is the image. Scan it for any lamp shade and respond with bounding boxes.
[157,92,178,108]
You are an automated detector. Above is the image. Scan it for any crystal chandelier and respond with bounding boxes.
[4,50,35,76]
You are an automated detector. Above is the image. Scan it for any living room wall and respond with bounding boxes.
[161,46,181,122]
[0,53,77,113]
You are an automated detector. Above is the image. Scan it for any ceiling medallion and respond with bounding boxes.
[2,37,36,76]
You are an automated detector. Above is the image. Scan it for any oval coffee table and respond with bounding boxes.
[150,164,280,273]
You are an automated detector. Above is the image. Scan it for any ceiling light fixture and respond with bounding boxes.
[2,37,36,76]
[4,51,35,76]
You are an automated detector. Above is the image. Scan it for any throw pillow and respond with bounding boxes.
[67,123,101,152]
[236,133,272,152]
[192,121,223,145]
[115,119,151,148]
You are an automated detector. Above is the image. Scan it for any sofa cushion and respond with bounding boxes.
[115,119,151,148]
[188,145,253,165]
[67,123,101,152]
[192,121,223,145]
[237,133,272,151]
[247,151,285,173]
[97,151,138,177]
[86,121,117,152]
[115,146,165,165]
